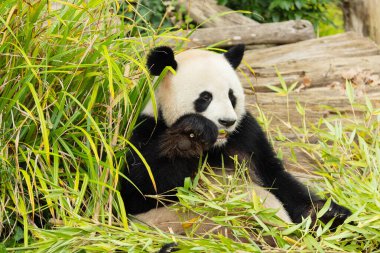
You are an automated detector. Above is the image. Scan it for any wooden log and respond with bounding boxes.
[178,0,259,28]
[239,33,380,91]
[240,55,380,92]
[151,20,315,48]
[246,86,380,135]
[243,32,379,65]
[246,87,380,116]
[188,20,315,47]
[245,86,380,173]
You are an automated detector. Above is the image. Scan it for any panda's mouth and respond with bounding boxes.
[217,129,228,140]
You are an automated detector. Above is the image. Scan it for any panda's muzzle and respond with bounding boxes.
[217,118,235,141]
[218,118,236,128]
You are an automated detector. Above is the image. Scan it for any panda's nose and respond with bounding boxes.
[218,118,236,128]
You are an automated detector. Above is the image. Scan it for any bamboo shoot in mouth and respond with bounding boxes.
[218,129,228,140]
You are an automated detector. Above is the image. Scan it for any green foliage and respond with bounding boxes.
[120,0,172,30]
[122,0,343,35]
[267,68,298,124]
[0,0,159,248]
[120,0,195,32]
[317,2,344,36]
[218,0,340,30]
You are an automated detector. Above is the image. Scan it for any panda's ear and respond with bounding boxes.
[146,46,177,76]
[224,44,245,69]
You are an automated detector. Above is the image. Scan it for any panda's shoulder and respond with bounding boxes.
[131,113,167,145]
[228,113,265,144]
[236,112,262,132]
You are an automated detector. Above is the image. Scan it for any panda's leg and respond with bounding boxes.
[133,182,291,238]
[134,207,185,234]
[227,112,351,226]
[250,184,292,223]
[134,206,233,237]
[212,168,292,223]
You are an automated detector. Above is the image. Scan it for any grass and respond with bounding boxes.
[0,0,156,249]
[0,1,379,252]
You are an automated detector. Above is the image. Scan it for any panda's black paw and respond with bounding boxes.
[301,200,352,230]
[158,243,179,253]
[159,114,218,159]
[318,200,352,229]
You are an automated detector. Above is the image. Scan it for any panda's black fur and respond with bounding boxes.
[121,45,351,229]
[121,113,218,214]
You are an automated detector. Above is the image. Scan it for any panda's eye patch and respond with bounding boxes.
[229,89,237,108]
[200,91,212,102]
[194,91,213,112]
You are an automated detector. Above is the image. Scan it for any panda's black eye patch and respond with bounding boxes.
[229,89,237,108]
[194,91,213,112]
[200,91,212,102]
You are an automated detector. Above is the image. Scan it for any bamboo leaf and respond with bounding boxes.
[27,83,51,164]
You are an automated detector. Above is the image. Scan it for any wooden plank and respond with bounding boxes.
[239,34,380,91]
[178,0,259,28]
[242,32,379,66]
[240,55,380,92]
[245,86,380,174]
[245,86,380,135]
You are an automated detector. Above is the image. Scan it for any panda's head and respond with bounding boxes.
[145,45,246,146]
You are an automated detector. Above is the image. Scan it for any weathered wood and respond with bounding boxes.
[342,0,368,35]
[342,0,380,44]
[247,86,380,107]
[246,86,380,135]
[239,33,380,91]
[178,0,259,28]
[152,20,315,48]
[246,87,380,173]
[188,20,315,47]
[243,32,379,65]
[367,0,380,44]
[240,55,380,92]
[245,44,277,50]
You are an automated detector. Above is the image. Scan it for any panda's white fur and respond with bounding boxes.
[143,49,245,146]
[136,48,291,231]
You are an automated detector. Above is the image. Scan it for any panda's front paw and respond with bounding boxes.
[159,114,218,159]
[301,200,351,229]
[158,243,178,253]
[318,200,352,229]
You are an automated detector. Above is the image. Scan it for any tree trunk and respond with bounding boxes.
[342,0,380,44]
[367,0,380,44]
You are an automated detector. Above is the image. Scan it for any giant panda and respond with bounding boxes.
[120,44,351,235]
